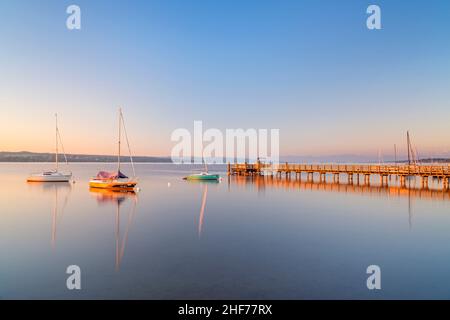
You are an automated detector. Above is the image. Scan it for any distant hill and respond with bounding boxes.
[281,155,450,164]
[408,158,450,164]
[0,151,172,163]
[2,151,449,164]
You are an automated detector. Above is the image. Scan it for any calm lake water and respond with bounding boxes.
[1,163,450,299]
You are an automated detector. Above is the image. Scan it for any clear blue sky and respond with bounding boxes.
[1,0,449,158]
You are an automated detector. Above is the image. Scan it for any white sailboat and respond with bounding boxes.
[27,114,72,182]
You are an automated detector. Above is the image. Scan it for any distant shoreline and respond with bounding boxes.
[0,151,172,163]
[1,151,449,164]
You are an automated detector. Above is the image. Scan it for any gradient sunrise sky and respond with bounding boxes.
[1,0,449,158]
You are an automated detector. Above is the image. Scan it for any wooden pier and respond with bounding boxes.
[228,162,450,189]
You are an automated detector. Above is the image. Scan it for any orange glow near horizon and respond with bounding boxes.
[2,101,450,158]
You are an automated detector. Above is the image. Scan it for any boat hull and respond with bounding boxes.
[27,173,72,182]
[185,174,220,181]
[89,179,137,191]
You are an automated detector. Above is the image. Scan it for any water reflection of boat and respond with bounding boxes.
[186,180,218,237]
[28,181,72,192]
[186,179,219,185]
[52,183,71,248]
[89,188,137,271]
[29,182,72,248]
[198,184,208,237]
[89,187,136,204]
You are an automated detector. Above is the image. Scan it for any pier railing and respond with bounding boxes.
[230,163,450,177]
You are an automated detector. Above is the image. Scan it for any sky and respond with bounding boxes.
[0,0,449,159]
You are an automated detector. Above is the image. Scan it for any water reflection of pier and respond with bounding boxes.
[230,175,450,201]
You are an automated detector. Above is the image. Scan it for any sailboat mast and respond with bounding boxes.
[415,147,419,165]
[55,113,59,171]
[394,144,397,165]
[407,131,411,165]
[118,108,121,172]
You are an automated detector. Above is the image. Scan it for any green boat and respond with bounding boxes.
[183,162,220,181]
[184,172,220,181]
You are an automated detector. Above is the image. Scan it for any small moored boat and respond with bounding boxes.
[28,171,72,182]
[184,162,220,181]
[27,114,72,183]
[184,172,220,181]
[89,170,137,191]
[89,108,138,191]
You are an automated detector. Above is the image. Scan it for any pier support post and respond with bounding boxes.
[399,175,406,187]
[348,174,353,184]
[227,162,231,176]
[364,174,370,185]
[443,177,449,190]
[333,173,340,183]
[421,176,429,188]
[307,172,313,182]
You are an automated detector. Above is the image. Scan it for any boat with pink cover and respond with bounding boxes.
[88,108,138,191]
